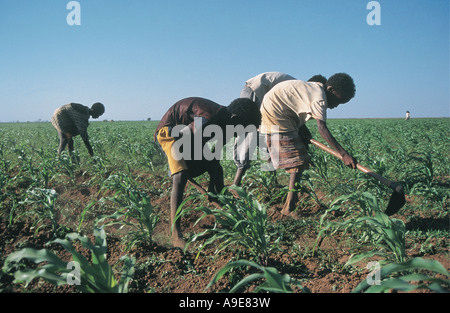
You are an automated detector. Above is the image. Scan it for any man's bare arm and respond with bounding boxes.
[80,130,94,157]
[316,119,357,169]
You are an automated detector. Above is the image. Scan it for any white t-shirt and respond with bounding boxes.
[260,80,327,134]
[245,72,296,104]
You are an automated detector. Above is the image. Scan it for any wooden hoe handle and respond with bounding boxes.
[310,139,403,193]
[188,179,223,210]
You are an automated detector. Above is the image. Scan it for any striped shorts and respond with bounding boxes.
[266,131,310,173]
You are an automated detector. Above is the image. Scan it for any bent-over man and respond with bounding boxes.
[51,102,105,157]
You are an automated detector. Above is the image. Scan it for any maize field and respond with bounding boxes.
[0,118,449,293]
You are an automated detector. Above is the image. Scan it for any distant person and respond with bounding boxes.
[154,97,261,248]
[234,72,296,186]
[260,73,357,218]
[51,102,105,157]
[405,111,410,120]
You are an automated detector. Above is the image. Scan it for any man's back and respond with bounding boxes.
[154,97,226,139]
[51,103,90,138]
[261,80,328,133]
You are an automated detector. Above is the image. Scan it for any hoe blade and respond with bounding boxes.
[385,186,406,216]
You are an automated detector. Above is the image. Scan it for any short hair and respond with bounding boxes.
[227,98,261,127]
[308,74,327,85]
[91,102,105,116]
[326,73,356,102]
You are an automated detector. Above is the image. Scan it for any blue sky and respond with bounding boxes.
[0,0,449,122]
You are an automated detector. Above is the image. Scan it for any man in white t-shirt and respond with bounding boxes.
[240,72,296,107]
[234,72,296,186]
[260,73,357,218]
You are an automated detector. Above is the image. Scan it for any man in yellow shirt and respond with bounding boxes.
[154,97,261,248]
[260,73,357,218]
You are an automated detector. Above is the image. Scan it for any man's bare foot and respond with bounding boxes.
[281,201,295,216]
[282,210,301,220]
[172,237,187,249]
[230,188,240,199]
[281,203,301,220]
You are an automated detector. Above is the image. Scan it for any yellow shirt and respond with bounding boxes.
[260,80,327,134]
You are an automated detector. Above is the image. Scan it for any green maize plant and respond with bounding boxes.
[36,162,52,189]
[56,151,78,184]
[352,257,449,293]
[19,188,60,236]
[7,199,20,227]
[137,141,165,172]
[2,228,135,293]
[206,259,309,293]
[96,174,159,250]
[14,147,40,187]
[354,158,391,196]
[308,148,331,185]
[343,212,407,264]
[77,200,97,232]
[247,166,288,204]
[294,171,324,208]
[383,143,408,176]
[87,155,110,185]
[0,172,8,201]
[318,191,380,222]
[406,151,437,196]
[0,142,11,172]
[35,147,58,189]
[315,192,407,264]
[177,186,276,265]
[88,137,108,160]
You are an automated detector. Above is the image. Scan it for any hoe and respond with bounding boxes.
[310,139,405,216]
[187,139,406,216]
[188,178,224,210]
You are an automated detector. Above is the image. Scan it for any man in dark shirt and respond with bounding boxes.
[51,102,105,157]
[154,97,261,248]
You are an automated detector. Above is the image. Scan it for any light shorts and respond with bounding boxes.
[156,126,188,176]
[266,130,310,173]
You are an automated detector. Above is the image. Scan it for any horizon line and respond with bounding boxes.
[1,116,449,124]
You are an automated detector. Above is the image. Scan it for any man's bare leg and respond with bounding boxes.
[171,171,188,248]
[281,170,302,216]
[57,131,68,154]
[233,168,246,186]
